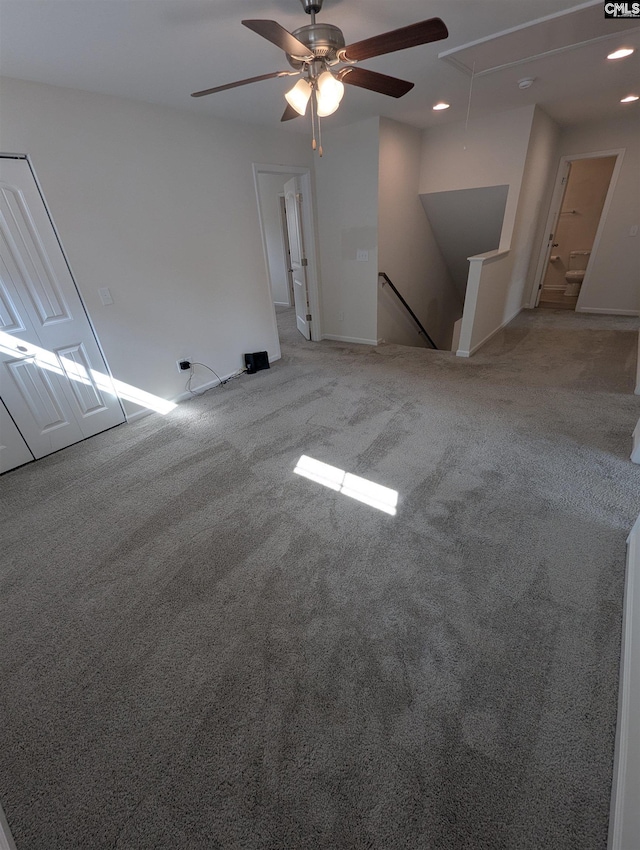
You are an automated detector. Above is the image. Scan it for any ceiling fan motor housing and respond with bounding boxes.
[287,23,346,68]
[299,0,324,14]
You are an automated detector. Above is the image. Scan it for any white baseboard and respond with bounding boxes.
[173,375,232,405]
[123,408,153,423]
[125,366,262,422]
[118,356,284,424]
[632,420,640,465]
[117,379,226,420]
[122,378,231,421]
[451,318,462,353]
[172,363,269,405]
[576,307,640,317]
[456,307,523,358]
[322,334,377,346]
[0,801,17,850]
[608,514,640,849]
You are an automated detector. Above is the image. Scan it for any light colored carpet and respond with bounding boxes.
[1,306,639,849]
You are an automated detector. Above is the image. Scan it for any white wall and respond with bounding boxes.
[508,106,561,319]
[0,76,311,414]
[634,333,639,463]
[377,118,461,351]
[419,106,536,250]
[314,118,380,345]
[559,115,639,316]
[256,172,290,305]
[609,512,640,848]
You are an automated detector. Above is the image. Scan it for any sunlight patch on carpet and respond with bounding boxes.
[294,454,398,515]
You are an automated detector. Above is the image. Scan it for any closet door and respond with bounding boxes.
[0,157,125,466]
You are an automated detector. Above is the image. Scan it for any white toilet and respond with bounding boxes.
[564,250,590,297]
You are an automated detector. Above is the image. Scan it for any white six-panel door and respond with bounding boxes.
[0,157,125,471]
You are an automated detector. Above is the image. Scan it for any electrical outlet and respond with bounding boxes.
[177,359,191,373]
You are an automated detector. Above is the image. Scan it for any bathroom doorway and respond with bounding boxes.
[532,152,620,311]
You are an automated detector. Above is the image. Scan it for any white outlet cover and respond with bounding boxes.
[98,287,114,305]
[356,249,369,262]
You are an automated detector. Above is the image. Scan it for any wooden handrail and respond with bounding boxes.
[378,272,437,349]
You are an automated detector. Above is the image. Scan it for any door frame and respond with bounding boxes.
[527,148,625,310]
[279,194,295,306]
[252,163,322,342]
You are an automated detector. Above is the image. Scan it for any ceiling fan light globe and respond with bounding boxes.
[285,78,312,115]
[317,70,344,100]
[316,97,339,117]
[316,71,344,116]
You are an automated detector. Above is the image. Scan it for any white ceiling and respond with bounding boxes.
[1,0,639,134]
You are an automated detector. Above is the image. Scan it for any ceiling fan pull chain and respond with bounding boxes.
[317,108,323,157]
[310,85,318,151]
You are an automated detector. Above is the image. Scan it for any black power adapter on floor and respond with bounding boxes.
[244,351,270,374]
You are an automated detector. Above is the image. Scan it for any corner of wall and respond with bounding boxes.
[608,513,640,847]
[632,419,640,464]
[314,117,381,344]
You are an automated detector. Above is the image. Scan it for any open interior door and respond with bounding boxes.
[283,176,311,340]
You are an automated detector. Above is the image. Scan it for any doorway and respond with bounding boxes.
[253,164,321,345]
[279,194,295,307]
[531,151,622,311]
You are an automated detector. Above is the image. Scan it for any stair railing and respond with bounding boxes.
[378,272,438,349]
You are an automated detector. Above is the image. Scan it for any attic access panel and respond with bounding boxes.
[439,1,638,76]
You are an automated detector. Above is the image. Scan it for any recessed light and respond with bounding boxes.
[433,102,450,111]
[518,77,535,90]
[621,94,639,103]
[608,48,635,60]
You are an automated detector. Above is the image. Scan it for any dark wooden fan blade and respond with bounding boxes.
[338,66,414,98]
[341,17,448,62]
[281,103,301,122]
[242,20,314,60]
[191,71,295,98]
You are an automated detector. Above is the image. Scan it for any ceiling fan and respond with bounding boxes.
[191,0,448,154]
